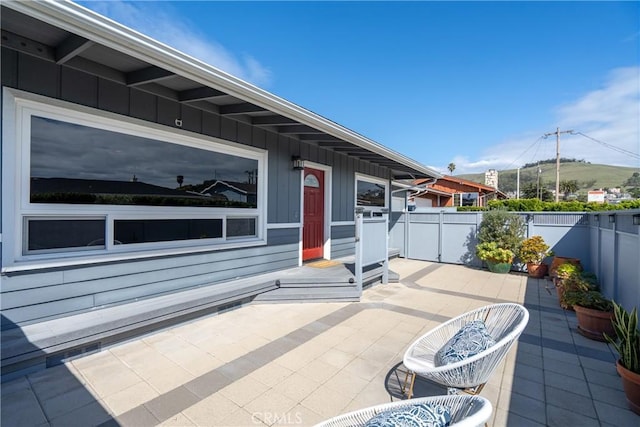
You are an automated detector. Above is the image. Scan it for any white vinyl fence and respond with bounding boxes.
[390,209,640,311]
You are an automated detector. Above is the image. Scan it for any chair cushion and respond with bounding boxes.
[364,403,451,427]
[434,320,496,366]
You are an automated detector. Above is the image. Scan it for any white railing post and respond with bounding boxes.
[354,207,364,294]
[381,208,389,284]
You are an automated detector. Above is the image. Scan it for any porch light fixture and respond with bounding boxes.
[593,214,599,222]
[608,214,616,224]
[292,156,305,171]
[633,214,640,225]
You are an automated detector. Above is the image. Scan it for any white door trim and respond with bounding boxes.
[300,161,332,265]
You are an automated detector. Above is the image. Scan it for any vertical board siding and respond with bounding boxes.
[1,48,18,88]
[98,78,129,115]
[251,127,266,149]
[220,116,237,141]
[202,110,221,138]
[61,67,98,107]
[18,53,59,98]
[130,88,157,122]
[157,97,181,129]
[265,132,279,224]
[1,49,398,327]
[180,103,202,134]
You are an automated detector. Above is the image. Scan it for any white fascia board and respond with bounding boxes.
[4,0,441,179]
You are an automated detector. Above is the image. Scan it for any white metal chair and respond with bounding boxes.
[314,394,492,427]
[403,303,529,398]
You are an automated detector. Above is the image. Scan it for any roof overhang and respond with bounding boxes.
[1,0,441,180]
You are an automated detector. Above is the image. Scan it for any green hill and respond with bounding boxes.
[457,162,639,194]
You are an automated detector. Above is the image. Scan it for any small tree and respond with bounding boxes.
[477,210,526,254]
[447,162,456,174]
[559,180,579,198]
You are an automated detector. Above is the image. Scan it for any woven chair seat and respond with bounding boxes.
[403,303,529,394]
[315,394,492,427]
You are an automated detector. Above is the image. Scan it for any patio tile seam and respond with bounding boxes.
[519,333,613,363]
[400,277,516,305]
[97,301,450,426]
[401,263,444,283]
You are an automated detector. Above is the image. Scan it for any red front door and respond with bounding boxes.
[303,168,324,261]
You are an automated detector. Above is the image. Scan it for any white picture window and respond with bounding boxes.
[3,89,267,267]
[355,174,389,211]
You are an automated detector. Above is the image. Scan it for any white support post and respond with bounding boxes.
[354,207,364,294]
[381,208,389,284]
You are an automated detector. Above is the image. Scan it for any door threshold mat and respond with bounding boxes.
[306,260,343,268]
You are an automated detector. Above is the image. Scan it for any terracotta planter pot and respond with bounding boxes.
[526,262,548,278]
[616,360,640,415]
[549,256,581,278]
[555,283,574,311]
[486,261,511,274]
[573,305,614,341]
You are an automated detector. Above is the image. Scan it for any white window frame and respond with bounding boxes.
[2,88,268,271]
[355,173,389,213]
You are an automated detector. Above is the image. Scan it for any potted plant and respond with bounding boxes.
[563,287,614,341]
[518,235,553,278]
[553,262,583,307]
[475,210,525,274]
[605,301,640,415]
[549,256,582,279]
[476,242,514,274]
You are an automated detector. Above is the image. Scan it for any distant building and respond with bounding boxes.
[485,169,498,189]
[588,190,606,203]
[413,175,508,208]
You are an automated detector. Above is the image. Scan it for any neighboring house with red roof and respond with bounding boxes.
[412,176,507,208]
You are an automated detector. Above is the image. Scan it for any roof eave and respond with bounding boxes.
[4,0,441,179]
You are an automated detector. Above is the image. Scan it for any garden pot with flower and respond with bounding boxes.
[518,235,553,278]
[476,242,514,274]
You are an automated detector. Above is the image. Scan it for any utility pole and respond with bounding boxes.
[544,127,573,202]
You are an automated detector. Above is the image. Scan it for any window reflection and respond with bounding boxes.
[227,218,257,238]
[27,219,105,252]
[114,219,223,244]
[30,117,259,208]
[356,180,386,207]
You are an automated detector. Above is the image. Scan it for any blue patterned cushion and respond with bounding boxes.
[434,320,496,366]
[364,403,451,427]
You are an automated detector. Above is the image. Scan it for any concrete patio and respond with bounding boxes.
[2,258,638,427]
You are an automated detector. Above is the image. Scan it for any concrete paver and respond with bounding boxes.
[1,259,638,426]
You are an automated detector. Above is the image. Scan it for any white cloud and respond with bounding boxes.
[82,1,272,86]
[449,66,640,174]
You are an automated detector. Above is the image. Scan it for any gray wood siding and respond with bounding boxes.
[331,225,356,258]
[1,48,395,327]
[1,229,298,326]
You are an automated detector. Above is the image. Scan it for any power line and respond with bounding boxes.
[503,136,544,171]
[573,132,640,159]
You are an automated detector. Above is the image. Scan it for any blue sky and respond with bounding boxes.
[78,1,639,174]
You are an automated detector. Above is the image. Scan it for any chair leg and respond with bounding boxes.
[401,369,410,393]
[402,371,416,399]
[462,383,486,395]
